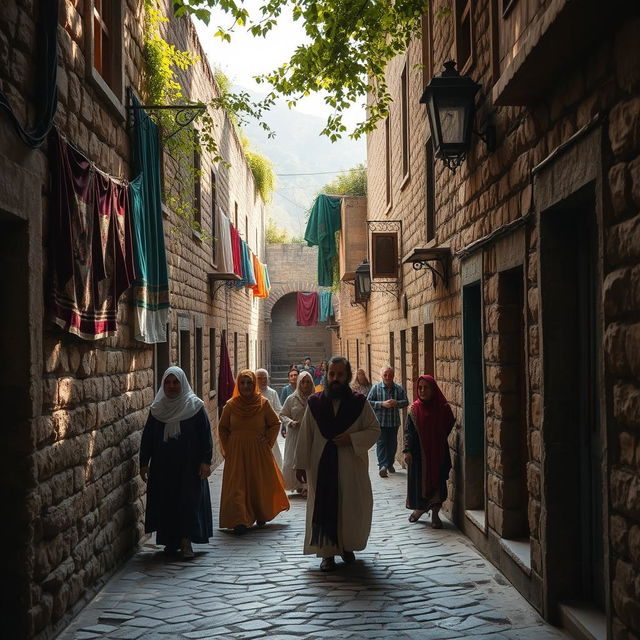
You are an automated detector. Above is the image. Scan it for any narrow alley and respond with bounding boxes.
[57,447,568,640]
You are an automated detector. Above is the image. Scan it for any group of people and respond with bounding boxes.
[139,356,454,570]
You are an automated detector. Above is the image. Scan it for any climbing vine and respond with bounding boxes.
[142,2,276,240]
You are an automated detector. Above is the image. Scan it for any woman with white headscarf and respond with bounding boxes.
[280,370,315,496]
[139,366,213,559]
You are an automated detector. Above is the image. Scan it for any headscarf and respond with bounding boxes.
[410,375,455,498]
[351,368,371,394]
[293,370,315,402]
[226,369,267,418]
[150,366,205,442]
[307,386,366,548]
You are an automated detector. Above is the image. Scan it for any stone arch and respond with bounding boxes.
[264,280,325,321]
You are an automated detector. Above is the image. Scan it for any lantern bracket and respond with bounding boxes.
[402,247,451,288]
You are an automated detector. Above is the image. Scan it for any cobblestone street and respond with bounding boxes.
[57,444,569,640]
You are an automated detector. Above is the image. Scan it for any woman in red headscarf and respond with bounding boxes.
[402,375,455,528]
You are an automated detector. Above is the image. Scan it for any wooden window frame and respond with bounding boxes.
[211,170,218,265]
[384,117,392,211]
[454,0,475,75]
[425,138,436,243]
[193,136,202,229]
[400,62,410,187]
[85,0,125,119]
[371,232,399,279]
[421,9,434,88]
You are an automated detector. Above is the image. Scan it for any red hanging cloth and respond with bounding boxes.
[296,292,319,326]
[230,225,243,277]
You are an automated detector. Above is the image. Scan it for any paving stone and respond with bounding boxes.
[54,452,570,640]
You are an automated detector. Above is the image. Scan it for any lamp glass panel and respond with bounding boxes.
[437,104,466,144]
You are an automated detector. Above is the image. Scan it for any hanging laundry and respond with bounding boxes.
[304,194,341,287]
[215,212,235,274]
[230,224,243,278]
[47,128,136,340]
[237,241,257,288]
[296,292,319,326]
[262,263,271,297]
[252,253,269,298]
[130,93,169,343]
[319,291,333,322]
[217,331,235,417]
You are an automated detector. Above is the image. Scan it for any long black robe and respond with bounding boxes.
[140,407,213,546]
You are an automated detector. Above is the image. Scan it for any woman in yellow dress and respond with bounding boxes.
[218,370,289,533]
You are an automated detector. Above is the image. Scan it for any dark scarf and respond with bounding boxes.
[307,387,366,548]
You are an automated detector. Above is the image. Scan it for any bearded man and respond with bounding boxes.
[294,356,380,572]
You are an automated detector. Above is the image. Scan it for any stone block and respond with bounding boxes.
[531,538,542,575]
[529,428,542,462]
[619,432,637,466]
[527,462,541,499]
[613,382,640,429]
[611,514,629,555]
[528,498,541,538]
[629,525,640,567]
[57,376,83,408]
[615,17,640,94]
[610,97,640,159]
[609,163,631,218]
[611,469,640,519]
[604,267,640,317]
[629,155,640,208]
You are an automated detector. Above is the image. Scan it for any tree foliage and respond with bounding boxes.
[266,216,292,243]
[320,163,367,196]
[171,0,430,140]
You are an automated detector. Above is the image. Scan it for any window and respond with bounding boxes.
[389,332,395,370]
[154,323,170,390]
[195,327,203,398]
[385,117,392,208]
[367,343,372,383]
[424,323,435,376]
[87,0,124,110]
[371,232,399,279]
[455,0,474,73]
[401,63,410,183]
[425,139,436,242]
[179,328,191,385]
[234,202,238,229]
[245,215,249,242]
[233,332,238,376]
[193,137,202,227]
[411,326,419,399]
[209,328,217,393]
[421,9,433,88]
[211,171,218,263]
[245,333,249,368]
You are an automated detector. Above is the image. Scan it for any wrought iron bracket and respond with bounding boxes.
[403,247,451,288]
[208,273,242,298]
[127,90,206,144]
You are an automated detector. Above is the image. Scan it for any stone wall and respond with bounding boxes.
[340,1,640,634]
[0,2,270,638]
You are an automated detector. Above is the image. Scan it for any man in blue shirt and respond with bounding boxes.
[367,366,409,477]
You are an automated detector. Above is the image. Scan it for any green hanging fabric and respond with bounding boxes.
[304,194,342,287]
[130,92,170,343]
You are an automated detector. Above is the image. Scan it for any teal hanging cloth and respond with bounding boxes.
[304,194,341,287]
[319,291,333,322]
[130,92,170,343]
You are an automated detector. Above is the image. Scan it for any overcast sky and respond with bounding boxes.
[193,1,366,130]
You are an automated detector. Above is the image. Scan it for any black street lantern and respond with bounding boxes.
[420,60,483,171]
[354,259,372,303]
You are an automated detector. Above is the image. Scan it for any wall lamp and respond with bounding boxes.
[420,60,496,171]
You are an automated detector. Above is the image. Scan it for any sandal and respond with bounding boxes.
[320,557,337,572]
[408,510,425,523]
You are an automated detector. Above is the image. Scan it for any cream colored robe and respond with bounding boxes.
[294,398,380,557]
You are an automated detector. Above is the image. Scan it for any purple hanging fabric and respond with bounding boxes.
[217,331,235,417]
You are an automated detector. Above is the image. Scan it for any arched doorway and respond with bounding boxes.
[269,292,333,391]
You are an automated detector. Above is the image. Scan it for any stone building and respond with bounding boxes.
[0,1,269,638]
[336,2,640,638]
